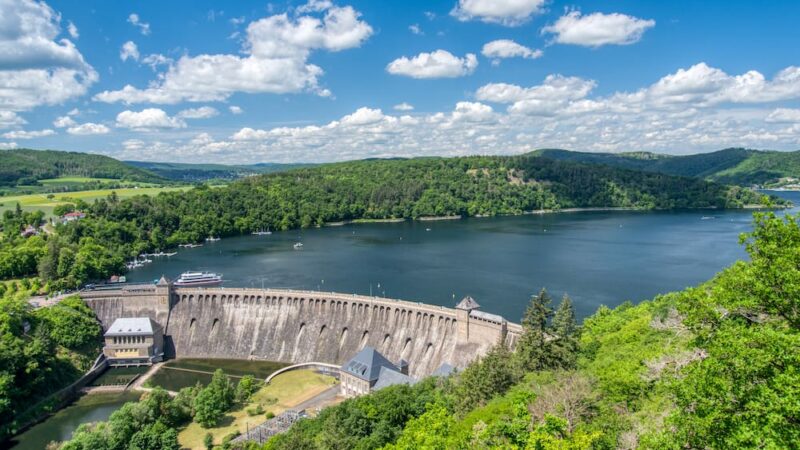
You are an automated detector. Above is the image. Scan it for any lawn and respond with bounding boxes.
[177,369,338,449]
[0,186,191,217]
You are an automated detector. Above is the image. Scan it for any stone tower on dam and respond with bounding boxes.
[82,278,522,378]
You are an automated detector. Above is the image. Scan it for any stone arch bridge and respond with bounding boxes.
[81,280,522,378]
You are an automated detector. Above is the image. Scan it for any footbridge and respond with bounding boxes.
[81,279,522,378]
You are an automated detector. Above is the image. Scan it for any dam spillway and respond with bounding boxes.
[81,279,522,378]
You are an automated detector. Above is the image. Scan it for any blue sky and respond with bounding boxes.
[1,0,799,163]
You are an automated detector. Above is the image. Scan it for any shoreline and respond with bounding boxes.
[318,204,785,228]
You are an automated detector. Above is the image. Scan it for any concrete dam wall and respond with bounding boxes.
[82,282,522,378]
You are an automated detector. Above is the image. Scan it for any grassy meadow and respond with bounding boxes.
[0,185,191,217]
[177,370,338,449]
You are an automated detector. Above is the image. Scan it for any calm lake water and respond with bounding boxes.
[7,392,141,450]
[128,191,800,321]
[147,358,286,392]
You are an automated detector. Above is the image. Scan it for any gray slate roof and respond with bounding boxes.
[341,346,398,382]
[470,310,505,323]
[105,317,156,336]
[373,366,416,391]
[455,295,480,310]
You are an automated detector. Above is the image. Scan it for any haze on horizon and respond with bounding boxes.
[0,0,799,164]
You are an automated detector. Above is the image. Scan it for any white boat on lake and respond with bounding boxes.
[174,271,223,287]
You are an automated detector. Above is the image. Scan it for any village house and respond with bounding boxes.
[20,225,38,238]
[60,211,86,224]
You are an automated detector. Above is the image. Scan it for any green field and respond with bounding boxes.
[0,186,191,217]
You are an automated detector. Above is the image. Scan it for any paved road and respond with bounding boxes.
[27,291,81,309]
[292,385,341,413]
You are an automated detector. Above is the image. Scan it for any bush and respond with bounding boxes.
[246,404,264,416]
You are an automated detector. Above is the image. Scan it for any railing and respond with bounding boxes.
[174,287,463,318]
[265,362,341,383]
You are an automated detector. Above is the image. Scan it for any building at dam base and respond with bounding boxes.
[81,277,522,378]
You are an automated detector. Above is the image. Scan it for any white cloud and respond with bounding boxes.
[141,53,173,71]
[116,108,186,130]
[477,75,597,116]
[229,105,243,114]
[542,11,655,47]
[451,0,546,26]
[387,50,478,79]
[67,21,79,39]
[0,141,17,149]
[766,108,800,123]
[231,127,270,141]
[53,115,76,128]
[393,102,414,111]
[67,122,110,135]
[2,128,55,139]
[477,63,800,117]
[481,39,542,65]
[0,0,97,111]
[128,13,151,36]
[0,111,26,129]
[341,107,387,126]
[409,24,423,35]
[97,3,373,104]
[120,41,139,62]
[108,62,800,163]
[177,106,219,119]
[451,101,495,122]
[297,0,334,13]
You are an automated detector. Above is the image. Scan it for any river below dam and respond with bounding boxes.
[127,190,800,321]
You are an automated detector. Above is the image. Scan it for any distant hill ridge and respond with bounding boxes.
[126,161,316,182]
[531,148,800,186]
[0,148,162,186]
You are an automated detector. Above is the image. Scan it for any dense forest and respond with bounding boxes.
[0,154,778,289]
[54,212,800,449]
[0,294,102,441]
[0,149,162,186]
[533,147,800,186]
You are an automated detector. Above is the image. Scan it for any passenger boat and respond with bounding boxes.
[205,236,221,242]
[174,271,223,287]
[293,242,303,250]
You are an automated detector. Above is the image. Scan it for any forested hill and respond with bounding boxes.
[532,148,800,186]
[126,161,316,182]
[0,149,162,186]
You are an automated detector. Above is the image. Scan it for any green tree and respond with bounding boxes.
[383,403,460,450]
[235,374,258,403]
[453,343,521,415]
[550,295,579,370]
[516,289,554,371]
[193,370,235,428]
[204,432,214,450]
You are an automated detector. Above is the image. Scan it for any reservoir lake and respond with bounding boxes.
[128,191,800,321]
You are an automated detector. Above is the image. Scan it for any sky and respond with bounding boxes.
[1,0,799,164]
